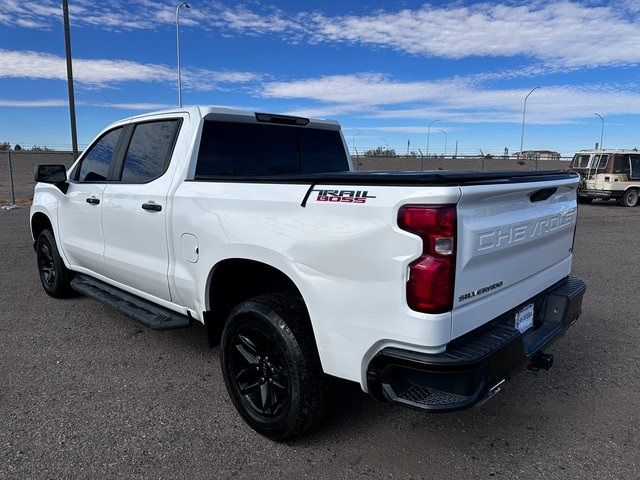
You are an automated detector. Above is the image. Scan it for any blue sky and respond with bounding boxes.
[1,0,640,156]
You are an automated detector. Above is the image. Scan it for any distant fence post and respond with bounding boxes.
[2,146,19,211]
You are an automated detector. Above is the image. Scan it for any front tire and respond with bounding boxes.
[220,295,327,441]
[577,196,593,204]
[621,189,639,207]
[36,229,74,298]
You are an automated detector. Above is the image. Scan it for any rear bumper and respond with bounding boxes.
[578,188,622,199]
[366,276,586,412]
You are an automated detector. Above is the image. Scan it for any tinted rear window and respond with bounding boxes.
[612,154,630,173]
[195,121,348,177]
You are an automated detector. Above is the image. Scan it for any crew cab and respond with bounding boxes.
[31,107,586,440]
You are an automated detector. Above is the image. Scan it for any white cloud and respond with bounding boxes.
[262,73,640,124]
[230,2,640,70]
[4,2,640,69]
[0,98,69,107]
[0,49,258,89]
[98,102,175,110]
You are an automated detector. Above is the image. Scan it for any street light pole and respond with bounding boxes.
[519,87,540,158]
[62,0,78,160]
[594,113,605,150]
[426,119,441,157]
[438,129,447,156]
[352,132,361,156]
[176,2,190,108]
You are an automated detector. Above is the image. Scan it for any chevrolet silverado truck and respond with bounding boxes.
[31,107,586,440]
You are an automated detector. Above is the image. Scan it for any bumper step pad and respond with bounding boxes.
[398,385,468,407]
[71,274,191,330]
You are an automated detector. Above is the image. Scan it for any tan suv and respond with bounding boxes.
[570,150,640,207]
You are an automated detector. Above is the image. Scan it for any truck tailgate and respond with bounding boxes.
[452,176,579,338]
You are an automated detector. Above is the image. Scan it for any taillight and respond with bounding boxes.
[398,205,456,314]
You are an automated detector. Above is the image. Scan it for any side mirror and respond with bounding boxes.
[35,164,67,184]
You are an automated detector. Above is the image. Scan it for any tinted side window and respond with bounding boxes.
[78,128,123,182]
[195,121,349,177]
[596,154,609,169]
[120,120,179,183]
[612,154,630,173]
[571,154,590,168]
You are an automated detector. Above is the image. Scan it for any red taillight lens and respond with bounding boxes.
[398,205,456,314]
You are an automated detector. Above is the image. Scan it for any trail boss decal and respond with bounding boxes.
[313,189,376,204]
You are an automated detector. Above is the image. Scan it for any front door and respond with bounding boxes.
[58,126,125,274]
[101,118,183,301]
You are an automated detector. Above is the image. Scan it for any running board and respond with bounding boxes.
[70,274,191,330]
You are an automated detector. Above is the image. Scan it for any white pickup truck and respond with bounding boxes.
[31,107,586,440]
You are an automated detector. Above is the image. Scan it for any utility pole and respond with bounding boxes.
[594,113,605,150]
[62,0,78,160]
[454,140,458,159]
[407,139,410,155]
[519,87,540,159]
[176,2,190,107]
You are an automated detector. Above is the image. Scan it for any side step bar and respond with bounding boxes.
[70,274,191,330]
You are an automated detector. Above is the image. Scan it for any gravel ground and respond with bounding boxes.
[1,203,639,479]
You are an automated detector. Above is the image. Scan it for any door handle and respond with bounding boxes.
[142,202,162,212]
[86,197,100,205]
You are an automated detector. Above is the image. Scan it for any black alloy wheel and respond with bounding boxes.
[220,295,328,441]
[228,328,290,418]
[38,237,56,289]
[36,229,74,298]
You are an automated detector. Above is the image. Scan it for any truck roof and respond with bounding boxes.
[575,149,640,154]
[112,106,341,130]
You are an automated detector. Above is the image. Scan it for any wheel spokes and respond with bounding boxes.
[240,379,261,395]
[229,329,290,418]
[235,335,259,365]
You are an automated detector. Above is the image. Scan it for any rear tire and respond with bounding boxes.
[621,189,639,207]
[36,229,74,298]
[577,196,593,204]
[220,294,328,441]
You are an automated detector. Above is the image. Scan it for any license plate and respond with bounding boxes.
[515,303,534,334]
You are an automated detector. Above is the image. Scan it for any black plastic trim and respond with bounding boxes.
[190,170,578,187]
[578,188,624,198]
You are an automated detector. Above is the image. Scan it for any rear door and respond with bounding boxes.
[452,176,579,337]
[101,117,183,301]
[58,126,125,273]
